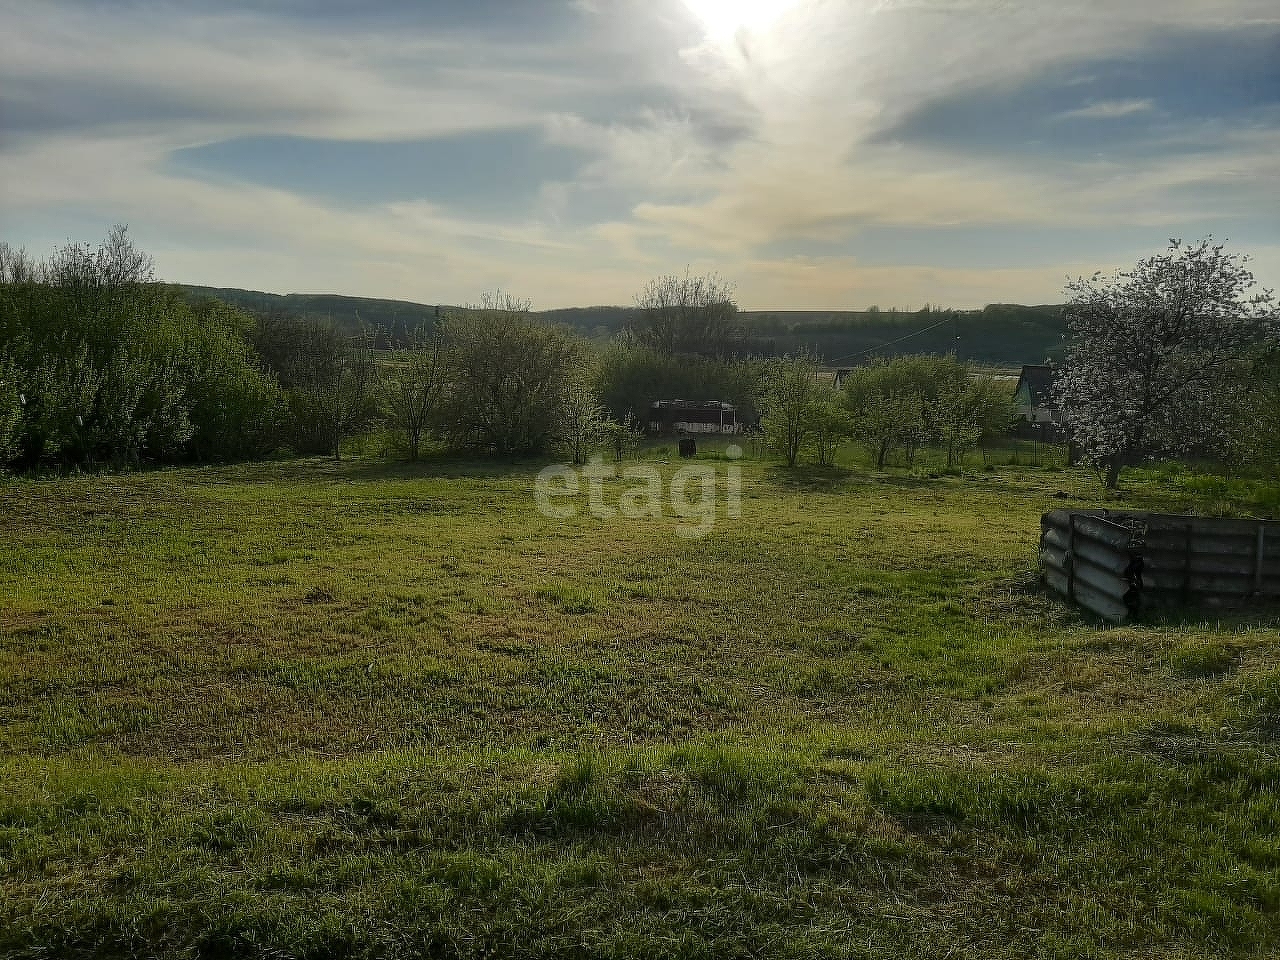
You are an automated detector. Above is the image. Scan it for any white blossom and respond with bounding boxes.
[1055,239,1279,487]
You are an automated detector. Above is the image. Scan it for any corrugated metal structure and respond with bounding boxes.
[1040,509,1280,623]
[648,400,741,435]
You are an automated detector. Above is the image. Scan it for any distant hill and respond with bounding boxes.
[745,304,1068,366]
[181,286,444,343]
[181,286,1066,365]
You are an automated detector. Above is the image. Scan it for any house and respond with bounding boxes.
[648,400,741,435]
[1013,364,1068,441]
[1014,364,1060,425]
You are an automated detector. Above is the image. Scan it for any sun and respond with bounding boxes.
[682,0,800,40]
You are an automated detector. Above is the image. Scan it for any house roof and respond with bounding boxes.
[1016,364,1057,407]
[651,399,736,411]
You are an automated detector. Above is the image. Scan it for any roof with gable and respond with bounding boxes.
[1015,364,1057,408]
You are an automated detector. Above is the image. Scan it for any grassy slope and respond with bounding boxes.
[1,453,1279,959]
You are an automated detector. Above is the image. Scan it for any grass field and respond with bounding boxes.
[2,449,1279,958]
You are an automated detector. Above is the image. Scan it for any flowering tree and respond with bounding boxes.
[1055,239,1278,488]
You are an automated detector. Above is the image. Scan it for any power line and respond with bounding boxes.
[825,314,958,365]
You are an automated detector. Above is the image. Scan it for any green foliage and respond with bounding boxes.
[936,371,1016,468]
[759,354,824,467]
[177,284,1070,364]
[626,269,740,358]
[747,302,1066,363]
[1232,350,1280,471]
[250,313,375,457]
[380,328,445,461]
[601,411,644,462]
[554,380,612,465]
[594,343,764,426]
[0,228,287,469]
[437,293,583,457]
[0,361,22,466]
[181,285,439,343]
[805,390,852,467]
[181,299,286,462]
[842,355,1012,469]
[842,356,935,468]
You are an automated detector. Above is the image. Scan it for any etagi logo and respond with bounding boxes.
[535,447,742,539]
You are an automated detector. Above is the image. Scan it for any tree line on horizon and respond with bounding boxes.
[0,232,1019,473]
[1,227,1278,486]
[182,283,1070,365]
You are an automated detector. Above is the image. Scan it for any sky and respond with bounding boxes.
[2,0,1278,310]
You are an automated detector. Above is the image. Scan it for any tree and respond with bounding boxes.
[604,412,644,462]
[627,270,740,358]
[556,380,611,465]
[1,226,285,468]
[0,362,20,465]
[841,358,931,469]
[383,326,444,461]
[319,334,377,460]
[438,292,582,456]
[0,243,39,284]
[179,297,285,462]
[1228,348,1280,470]
[932,372,1014,469]
[1056,239,1279,487]
[594,343,765,428]
[806,391,851,467]
[250,314,354,456]
[760,355,821,467]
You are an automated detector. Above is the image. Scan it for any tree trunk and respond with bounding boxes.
[1105,454,1122,489]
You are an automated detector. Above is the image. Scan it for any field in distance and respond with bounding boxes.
[1,453,1278,959]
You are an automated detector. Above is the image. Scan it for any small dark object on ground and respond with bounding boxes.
[679,438,697,458]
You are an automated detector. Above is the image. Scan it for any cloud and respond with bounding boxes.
[1058,98,1154,120]
[1,0,1277,307]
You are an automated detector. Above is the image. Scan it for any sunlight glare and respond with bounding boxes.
[683,0,800,40]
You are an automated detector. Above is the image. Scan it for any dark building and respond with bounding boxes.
[648,400,741,435]
[1013,364,1065,440]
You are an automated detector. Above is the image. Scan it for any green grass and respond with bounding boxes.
[1,455,1279,958]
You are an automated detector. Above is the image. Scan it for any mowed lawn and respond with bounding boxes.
[1,456,1279,959]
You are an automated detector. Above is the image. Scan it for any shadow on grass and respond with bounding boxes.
[1137,602,1280,632]
[166,455,551,486]
[760,463,858,491]
[1041,580,1280,632]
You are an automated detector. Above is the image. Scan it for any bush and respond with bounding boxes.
[0,228,287,469]
[594,344,764,427]
[437,294,583,457]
